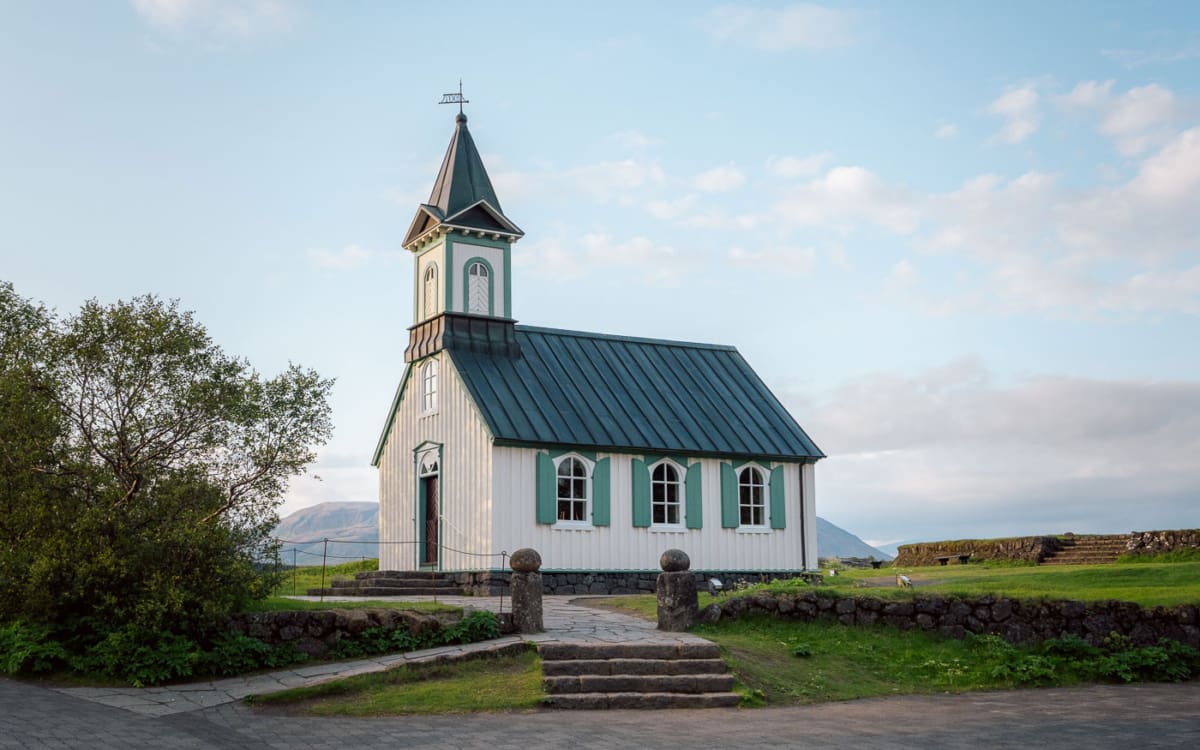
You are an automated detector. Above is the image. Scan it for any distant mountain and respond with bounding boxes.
[272,501,379,564]
[816,516,893,560]
[274,501,891,564]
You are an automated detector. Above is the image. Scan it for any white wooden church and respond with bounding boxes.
[373,111,824,578]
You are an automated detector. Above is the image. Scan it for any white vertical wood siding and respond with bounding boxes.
[491,446,814,572]
[415,243,447,321]
[802,463,818,570]
[377,354,494,571]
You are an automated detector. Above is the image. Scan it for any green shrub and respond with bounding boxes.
[442,610,501,644]
[71,626,199,687]
[0,622,69,675]
[197,632,276,676]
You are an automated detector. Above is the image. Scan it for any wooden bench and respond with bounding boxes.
[935,553,972,566]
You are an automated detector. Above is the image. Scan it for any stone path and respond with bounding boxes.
[52,595,705,716]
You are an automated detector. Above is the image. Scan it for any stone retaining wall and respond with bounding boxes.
[452,570,822,596]
[701,591,1200,648]
[894,537,1060,566]
[1128,529,1200,555]
[226,608,446,658]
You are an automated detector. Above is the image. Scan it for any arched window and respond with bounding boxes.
[556,455,589,523]
[423,264,438,319]
[738,466,766,527]
[420,359,438,415]
[467,261,490,315]
[651,462,682,526]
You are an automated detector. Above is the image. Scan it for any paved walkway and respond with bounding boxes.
[52,595,705,716]
[4,596,1197,749]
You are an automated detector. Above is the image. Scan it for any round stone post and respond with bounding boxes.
[509,548,544,633]
[656,549,699,631]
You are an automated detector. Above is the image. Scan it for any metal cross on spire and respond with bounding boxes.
[439,80,469,115]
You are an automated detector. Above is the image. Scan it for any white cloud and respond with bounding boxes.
[605,129,660,152]
[987,85,1040,144]
[692,163,746,193]
[766,152,834,178]
[934,123,958,139]
[516,233,687,287]
[131,0,296,39]
[494,158,665,205]
[699,3,864,51]
[728,245,816,276]
[788,359,1200,542]
[770,165,922,234]
[1060,80,1179,155]
[646,194,698,221]
[307,245,398,271]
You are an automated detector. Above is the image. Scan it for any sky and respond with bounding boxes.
[2,1,1198,551]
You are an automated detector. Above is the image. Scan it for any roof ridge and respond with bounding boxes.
[514,324,738,352]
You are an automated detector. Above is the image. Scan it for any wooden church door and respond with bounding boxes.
[417,451,440,568]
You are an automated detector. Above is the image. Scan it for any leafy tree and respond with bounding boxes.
[0,283,333,647]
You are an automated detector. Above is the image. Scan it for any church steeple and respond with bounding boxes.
[403,113,522,250]
[403,107,522,334]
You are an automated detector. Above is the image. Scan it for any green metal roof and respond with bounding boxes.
[446,325,824,461]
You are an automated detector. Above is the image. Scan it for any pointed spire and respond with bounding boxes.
[403,112,523,249]
[427,113,503,217]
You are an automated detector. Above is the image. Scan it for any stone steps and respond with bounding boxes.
[1041,536,1128,566]
[539,642,740,710]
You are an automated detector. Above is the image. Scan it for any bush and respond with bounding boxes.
[0,622,69,675]
[70,626,200,687]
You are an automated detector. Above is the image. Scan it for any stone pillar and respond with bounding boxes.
[656,549,699,631]
[509,548,544,633]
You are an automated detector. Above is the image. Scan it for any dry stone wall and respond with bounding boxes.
[226,608,445,658]
[1127,529,1200,554]
[702,591,1200,649]
[894,537,1060,566]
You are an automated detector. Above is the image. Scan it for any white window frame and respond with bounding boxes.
[649,459,685,530]
[553,453,593,529]
[419,359,438,416]
[738,466,767,528]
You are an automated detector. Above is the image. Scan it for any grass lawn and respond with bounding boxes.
[270,559,378,597]
[249,650,543,715]
[826,561,1200,607]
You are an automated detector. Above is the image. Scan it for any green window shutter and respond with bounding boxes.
[769,465,786,529]
[685,463,703,529]
[536,452,556,524]
[592,458,611,526]
[631,457,651,528]
[720,463,739,528]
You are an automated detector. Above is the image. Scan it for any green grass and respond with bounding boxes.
[269,559,379,597]
[694,615,1079,704]
[828,561,1200,606]
[248,650,544,715]
[244,597,459,614]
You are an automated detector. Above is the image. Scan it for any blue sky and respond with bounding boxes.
[3,1,1198,549]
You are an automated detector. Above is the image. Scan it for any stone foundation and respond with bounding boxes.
[701,591,1200,649]
[451,569,822,596]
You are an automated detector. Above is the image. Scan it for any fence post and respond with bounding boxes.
[292,547,297,596]
[320,538,329,603]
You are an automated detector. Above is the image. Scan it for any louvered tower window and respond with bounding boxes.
[467,261,490,314]
[423,264,438,319]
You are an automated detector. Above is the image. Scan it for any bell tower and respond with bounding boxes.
[402,95,524,363]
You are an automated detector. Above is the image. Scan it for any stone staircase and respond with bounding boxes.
[306,570,460,597]
[539,642,741,709]
[1041,535,1129,565]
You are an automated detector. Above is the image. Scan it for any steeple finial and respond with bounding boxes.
[439,80,469,117]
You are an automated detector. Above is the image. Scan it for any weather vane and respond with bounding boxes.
[439,80,469,115]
